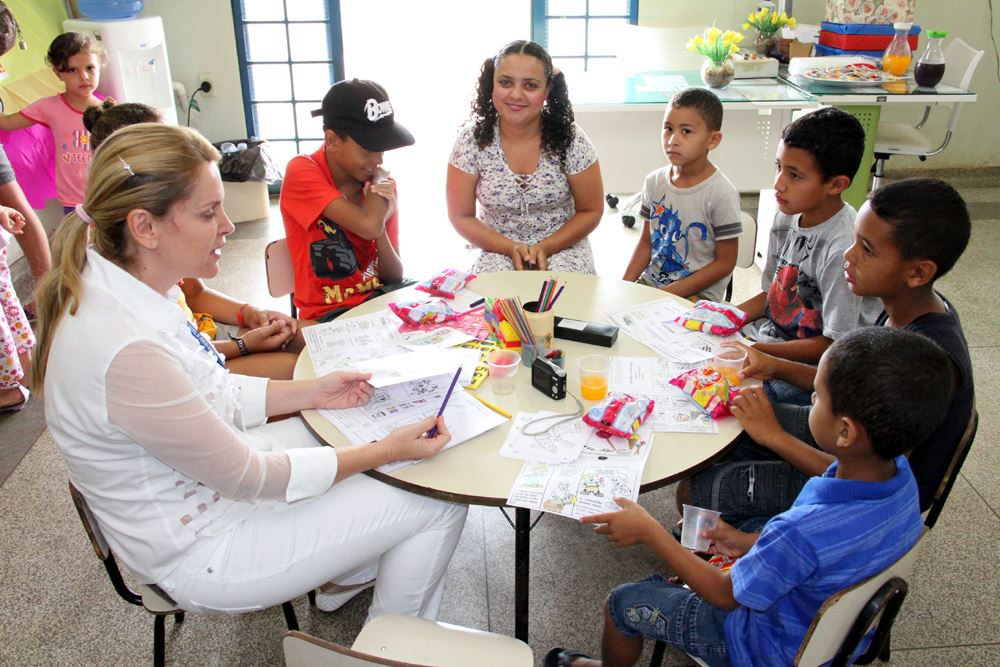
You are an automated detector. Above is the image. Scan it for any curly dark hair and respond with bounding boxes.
[46,32,106,71]
[84,100,162,150]
[469,40,575,170]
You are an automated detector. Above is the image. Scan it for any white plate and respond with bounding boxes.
[800,65,901,87]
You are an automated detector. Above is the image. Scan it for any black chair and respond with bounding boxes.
[69,482,314,666]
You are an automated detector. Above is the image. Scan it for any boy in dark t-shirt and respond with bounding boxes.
[678,178,973,527]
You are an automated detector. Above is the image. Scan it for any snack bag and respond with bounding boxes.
[669,367,736,419]
[415,268,477,299]
[675,300,748,336]
[388,298,459,326]
[582,392,655,439]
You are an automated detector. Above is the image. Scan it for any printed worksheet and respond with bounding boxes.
[303,311,410,376]
[498,412,589,464]
[353,348,465,388]
[609,357,717,434]
[401,326,475,350]
[318,378,508,473]
[506,425,653,519]
[607,301,749,364]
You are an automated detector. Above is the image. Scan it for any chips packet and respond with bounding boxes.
[675,300,748,336]
[582,392,655,439]
[668,367,737,419]
[415,268,477,299]
[388,298,459,326]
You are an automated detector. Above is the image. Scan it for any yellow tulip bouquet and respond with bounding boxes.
[686,27,745,66]
[742,7,796,38]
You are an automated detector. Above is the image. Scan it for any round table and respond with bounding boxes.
[294,272,742,640]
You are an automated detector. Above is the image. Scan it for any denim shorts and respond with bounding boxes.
[608,574,731,667]
[688,402,815,527]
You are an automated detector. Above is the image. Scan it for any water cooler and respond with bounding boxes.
[63,16,178,125]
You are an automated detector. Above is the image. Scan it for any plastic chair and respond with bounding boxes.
[923,406,978,530]
[725,211,758,302]
[266,237,297,318]
[283,615,534,667]
[69,482,310,666]
[871,38,984,189]
[650,530,927,667]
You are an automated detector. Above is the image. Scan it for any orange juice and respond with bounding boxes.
[715,366,742,387]
[882,54,911,76]
[580,375,608,401]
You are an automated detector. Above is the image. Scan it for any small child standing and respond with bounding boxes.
[622,88,742,302]
[0,32,106,209]
[549,327,951,667]
[0,203,33,411]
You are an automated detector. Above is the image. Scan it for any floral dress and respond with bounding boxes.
[448,121,598,274]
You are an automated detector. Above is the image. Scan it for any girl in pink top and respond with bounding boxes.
[0,32,106,208]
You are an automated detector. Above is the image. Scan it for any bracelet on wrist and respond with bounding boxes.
[236,303,250,328]
[235,336,250,356]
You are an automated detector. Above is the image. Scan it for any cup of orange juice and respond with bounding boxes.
[577,354,611,401]
[712,347,747,386]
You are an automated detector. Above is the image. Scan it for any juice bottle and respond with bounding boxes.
[915,31,947,88]
[882,22,913,76]
[580,375,608,401]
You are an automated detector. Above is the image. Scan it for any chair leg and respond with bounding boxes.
[307,589,316,606]
[153,614,166,667]
[879,629,892,662]
[649,639,666,667]
[282,600,299,631]
[871,156,887,191]
[174,611,185,624]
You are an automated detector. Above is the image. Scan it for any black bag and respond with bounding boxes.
[0,2,26,57]
[213,138,282,183]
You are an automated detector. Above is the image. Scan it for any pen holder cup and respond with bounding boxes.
[520,343,540,368]
[522,301,554,349]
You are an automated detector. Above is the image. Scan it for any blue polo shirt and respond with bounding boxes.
[724,456,922,666]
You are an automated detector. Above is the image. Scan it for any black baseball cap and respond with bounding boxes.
[311,79,415,152]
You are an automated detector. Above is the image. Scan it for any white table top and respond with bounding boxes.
[294,272,743,505]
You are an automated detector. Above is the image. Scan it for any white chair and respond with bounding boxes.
[871,38,984,189]
[726,211,758,302]
[265,237,297,318]
[283,615,533,667]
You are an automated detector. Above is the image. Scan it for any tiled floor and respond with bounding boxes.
[1,169,997,665]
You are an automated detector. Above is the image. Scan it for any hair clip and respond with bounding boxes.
[119,156,136,177]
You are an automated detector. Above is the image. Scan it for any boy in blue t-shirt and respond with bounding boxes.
[545,327,951,667]
[622,88,742,302]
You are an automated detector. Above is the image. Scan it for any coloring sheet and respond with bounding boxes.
[609,357,717,434]
[401,326,475,350]
[303,311,410,376]
[498,411,589,464]
[318,378,508,473]
[352,348,465,388]
[506,424,654,520]
[607,300,749,364]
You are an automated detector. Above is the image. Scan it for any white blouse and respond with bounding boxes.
[45,249,340,584]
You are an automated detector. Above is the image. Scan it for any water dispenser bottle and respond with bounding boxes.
[882,22,912,76]
[914,31,947,88]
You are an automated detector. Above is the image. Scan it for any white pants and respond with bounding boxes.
[160,419,468,620]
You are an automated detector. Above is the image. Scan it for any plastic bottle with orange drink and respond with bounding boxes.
[882,22,913,76]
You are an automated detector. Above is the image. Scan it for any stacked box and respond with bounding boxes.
[817,22,920,59]
[825,0,916,24]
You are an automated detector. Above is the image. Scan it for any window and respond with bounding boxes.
[532,0,638,78]
[230,0,344,175]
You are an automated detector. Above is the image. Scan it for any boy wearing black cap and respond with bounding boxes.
[280,79,415,321]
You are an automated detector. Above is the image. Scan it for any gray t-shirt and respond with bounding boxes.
[639,168,743,302]
[758,203,881,342]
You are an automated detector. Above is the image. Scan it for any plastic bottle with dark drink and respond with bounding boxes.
[915,31,947,88]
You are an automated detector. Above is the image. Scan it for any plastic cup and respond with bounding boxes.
[712,347,747,386]
[680,504,721,552]
[487,349,521,395]
[577,354,611,401]
[522,300,554,349]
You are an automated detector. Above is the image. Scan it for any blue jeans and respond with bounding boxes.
[763,378,812,406]
[608,574,731,667]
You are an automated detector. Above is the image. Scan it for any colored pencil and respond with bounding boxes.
[548,284,565,310]
[468,393,512,418]
[428,366,462,438]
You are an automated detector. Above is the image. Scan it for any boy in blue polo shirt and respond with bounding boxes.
[545,327,950,667]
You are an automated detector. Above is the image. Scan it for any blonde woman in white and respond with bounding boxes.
[33,123,466,618]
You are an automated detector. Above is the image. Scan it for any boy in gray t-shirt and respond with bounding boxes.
[623,89,742,301]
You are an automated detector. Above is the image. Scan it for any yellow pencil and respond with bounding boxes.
[469,393,512,418]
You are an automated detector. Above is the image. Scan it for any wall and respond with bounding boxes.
[639,0,1000,169]
[0,0,67,102]
[141,0,245,141]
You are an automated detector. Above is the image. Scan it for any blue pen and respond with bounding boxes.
[428,366,463,438]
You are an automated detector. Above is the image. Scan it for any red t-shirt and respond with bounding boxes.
[279,146,399,320]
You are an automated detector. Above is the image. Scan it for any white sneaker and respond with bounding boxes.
[314,580,376,612]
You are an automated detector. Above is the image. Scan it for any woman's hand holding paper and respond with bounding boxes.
[313,371,375,410]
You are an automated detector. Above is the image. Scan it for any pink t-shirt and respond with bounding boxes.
[21,95,94,206]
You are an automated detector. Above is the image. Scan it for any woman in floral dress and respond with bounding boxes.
[447,40,604,274]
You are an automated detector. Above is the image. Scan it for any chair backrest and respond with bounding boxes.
[265,238,295,299]
[924,406,978,529]
[794,528,928,667]
[737,211,757,269]
[941,38,984,91]
[69,481,111,561]
[284,630,425,667]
